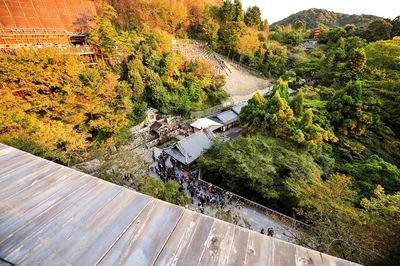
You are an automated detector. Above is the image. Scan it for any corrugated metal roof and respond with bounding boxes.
[164,131,213,165]
[0,143,360,266]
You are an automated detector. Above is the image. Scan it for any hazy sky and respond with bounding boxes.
[240,0,399,24]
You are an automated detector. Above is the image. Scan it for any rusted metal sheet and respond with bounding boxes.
[0,143,361,266]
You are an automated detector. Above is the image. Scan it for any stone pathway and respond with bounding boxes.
[147,147,298,242]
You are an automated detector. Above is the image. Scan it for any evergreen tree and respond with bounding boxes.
[244,6,262,27]
[233,0,244,22]
[290,93,304,117]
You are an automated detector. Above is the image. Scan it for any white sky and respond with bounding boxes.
[240,0,399,24]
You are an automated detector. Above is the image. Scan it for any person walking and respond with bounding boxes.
[267,227,274,237]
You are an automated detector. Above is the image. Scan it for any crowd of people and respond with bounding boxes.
[260,227,274,237]
[151,152,245,214]
[150,151,275,237]
[158,124,183,138]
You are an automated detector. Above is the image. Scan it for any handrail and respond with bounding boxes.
[197,172,309,228]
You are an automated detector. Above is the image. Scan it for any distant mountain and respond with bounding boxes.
[271,8,384,29]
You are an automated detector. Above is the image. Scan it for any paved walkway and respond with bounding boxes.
[146,148,297,242]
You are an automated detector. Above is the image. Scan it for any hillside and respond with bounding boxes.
[271,8,384,29]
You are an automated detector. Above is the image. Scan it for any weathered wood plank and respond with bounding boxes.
[294,243,324,265]
[0,167,77,206]
[0,173,97,238]
[0,147,14,156]
[226,225,250,266]
[154,211,206,265]
[0,164,62,200]
[0,168,83,224]
[0,154,37,177]
[0,183,119,262]
[38,189,152,266]
[0,144,8,150]
[244,230,274,265]
[98,199,184,266]
[321,253,353,266]
[271,237,297,266]
[198,219,237,266]
[0,145,362,266]
[154,211,215,266]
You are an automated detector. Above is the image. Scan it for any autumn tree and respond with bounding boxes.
[234,33,260,63]
[258,18,269,33]
[361,186,400,265]
[286,173,388,264]
[0,49,132,164]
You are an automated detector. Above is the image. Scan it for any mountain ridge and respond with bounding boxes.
[271,8,385,29]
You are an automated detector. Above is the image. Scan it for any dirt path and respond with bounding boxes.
[222,60,272,97]
[171,41,272,98]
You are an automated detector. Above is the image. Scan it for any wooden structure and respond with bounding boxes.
[145,108,158,124]
[0,143,360,265]
[313,28,321,39]
[0,0,96,48]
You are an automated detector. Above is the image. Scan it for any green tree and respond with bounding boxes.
[233,0,244,22]
[138,178,192,206]
[87,4,118,59]
[366,19,393,42]
[198,136,322,206]
[294,20,306,32]
[344,47,367,78]
[326,80,379,136]
[391,16,400,38]
[343,155,400,198]
[219,0,236,22]
[201,15,220,47]
[365,37,400,71]
[240,84,336,147]
[261,40,288,77]
[361,186,400,266]
[244,6,262,27]
[290,93,304,117]
[218,21,248,54]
